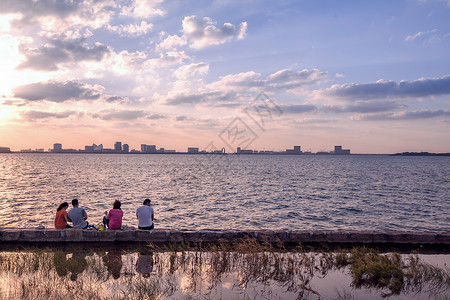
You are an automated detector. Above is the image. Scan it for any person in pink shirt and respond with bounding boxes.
[103,200,123,230]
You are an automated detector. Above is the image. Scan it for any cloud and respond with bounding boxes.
[324,101,405,113]
[106,21,153,37]
[266,69,329,91]
[146,113,167,119]
[183,16,247,49]
[156,15,247,50]
[280,104,317,114]
[0,0,116,32]
[18,36,110,71]
[322,75,450,101]
[105,96,127,103]
[120,0,165,19]
[405,29,438,41]
[92,109,147,121]
[175,115,187,121]
[164,68,328,107]
[14,80,103,102]
[156,34,187,51]
[22,110,76,120]
[207,69,328,93]
[356,109,450,121]
[174,62,209,79]
[164,91,237,106]
[144,51,190,68]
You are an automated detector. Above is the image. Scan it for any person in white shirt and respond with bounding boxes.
[136,199,154,230]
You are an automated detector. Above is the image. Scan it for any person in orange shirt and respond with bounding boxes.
[55,202,72,229]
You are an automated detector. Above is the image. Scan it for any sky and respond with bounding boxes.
[0,0,449,154]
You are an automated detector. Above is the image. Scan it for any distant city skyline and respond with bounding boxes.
[15,142,351,155]
[1,1,449,154]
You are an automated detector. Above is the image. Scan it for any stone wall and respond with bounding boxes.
[0,228,449,244]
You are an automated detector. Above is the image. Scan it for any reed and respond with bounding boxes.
[0,242,448,299]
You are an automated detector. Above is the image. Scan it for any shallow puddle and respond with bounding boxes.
[0,245,448,299]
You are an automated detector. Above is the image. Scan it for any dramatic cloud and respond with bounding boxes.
[22,110,76,120]
[322,75,450,101]
[356,109,450,121]
[324,101,405,113]
[92,109,147,121]
[18,36,110,71]
[14,81,102,102]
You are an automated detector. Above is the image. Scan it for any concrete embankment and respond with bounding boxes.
[0,228,449,244]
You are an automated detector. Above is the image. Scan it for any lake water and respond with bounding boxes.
[0,153,449,231]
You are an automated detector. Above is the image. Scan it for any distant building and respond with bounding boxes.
[84,143,103,152]
[188,147,199,153]
[52,143,62,152]
[237,147,254,154]
[285,145,302,154]
[334,145,351,155]
[0,147,11,153]
[102,148,115,153]
[123,144,129,153]
[316,151,330,155]
[240,149,254,154]
[114,142,122,152]
[141,144,157,153]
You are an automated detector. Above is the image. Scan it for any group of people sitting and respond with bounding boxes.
[54,198,154,230]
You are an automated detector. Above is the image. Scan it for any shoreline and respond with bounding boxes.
[1,228,448,245]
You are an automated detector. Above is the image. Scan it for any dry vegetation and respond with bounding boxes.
[0,241,448,300]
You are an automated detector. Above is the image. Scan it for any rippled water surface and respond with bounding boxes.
[0,153,449,231]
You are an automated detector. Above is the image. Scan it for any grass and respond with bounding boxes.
[0,242,448,299]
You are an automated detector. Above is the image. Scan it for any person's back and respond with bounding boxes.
[136,199,154,230]
[67,199,88,229]
[108,209,123,230]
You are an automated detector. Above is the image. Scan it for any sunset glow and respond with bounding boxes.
[0,1,449,153]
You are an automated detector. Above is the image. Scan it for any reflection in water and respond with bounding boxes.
[68,252,88,281]
[53,251,88,281]
[0,245,448,299]
[136,251,153,278]
[103,251,123,279]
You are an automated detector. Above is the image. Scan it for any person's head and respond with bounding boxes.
[143,199,151,206]
[57,202,69,211]
[72,199,79,207]
[113,200,121,209]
